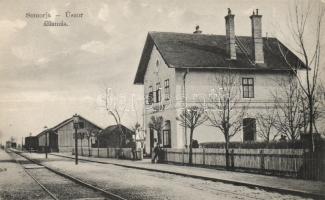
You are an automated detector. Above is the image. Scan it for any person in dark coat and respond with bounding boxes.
[130,141,137,160]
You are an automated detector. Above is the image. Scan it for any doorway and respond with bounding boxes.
[243,118,256,142]
[149,128,154,156]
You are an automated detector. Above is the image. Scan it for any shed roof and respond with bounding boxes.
[36,115,102,137]
[134,32,305,84]
[101,124,134,135]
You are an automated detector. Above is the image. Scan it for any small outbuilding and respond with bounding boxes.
[53,115,102,152]
[94,124,135,148]
[36,114,102,153]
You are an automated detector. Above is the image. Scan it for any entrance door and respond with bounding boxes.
[243,118,256,142]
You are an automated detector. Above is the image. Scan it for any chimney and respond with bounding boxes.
[250,9,264,63]
[225,8,236,60]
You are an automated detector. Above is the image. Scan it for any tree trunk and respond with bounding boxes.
[309,97,315,152]
[225,134,230,169]
[157,130,161,145]
[189,128,194,165]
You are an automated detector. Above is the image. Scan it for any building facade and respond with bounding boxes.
[36,115,102,152]
[134,9,305,155]
[54,115,102,152]
[37,129,58,152]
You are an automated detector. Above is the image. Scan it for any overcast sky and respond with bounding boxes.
[0,0,324,142]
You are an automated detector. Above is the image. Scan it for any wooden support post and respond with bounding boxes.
[231,149,235,169]
[260,149,265,172]
[203,148,205,166]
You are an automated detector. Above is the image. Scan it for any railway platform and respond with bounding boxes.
[50,152,325,199]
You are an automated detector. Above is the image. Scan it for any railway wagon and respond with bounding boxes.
[6,141,17,149]
[25,136,39,152]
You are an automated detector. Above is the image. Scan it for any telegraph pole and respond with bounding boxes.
[73,114,79,165]
[44,126,48,159]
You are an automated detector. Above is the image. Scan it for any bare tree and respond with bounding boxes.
[256,104,279,142]
[176,106,207,165]
[273,78,305,141]
[278,0,324,151]
[205,72,249,169]
[103,87,126,147]
[148,116,164,145]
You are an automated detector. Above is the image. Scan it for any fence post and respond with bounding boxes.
[182,149,185,165]
[107,147,109,158]
[231,149,235,169]
[203,148,205,166]
[260,149,265,173]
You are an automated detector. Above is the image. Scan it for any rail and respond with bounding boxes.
[9,149,127,200]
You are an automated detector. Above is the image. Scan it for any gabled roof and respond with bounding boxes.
[101,124,134,135]
[51,115,103,131]
[36,115,102,137]
[36,129,51,137]
[133,32,306,84]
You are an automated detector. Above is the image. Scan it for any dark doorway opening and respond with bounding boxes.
[149,128,154,156]
[243,118,256,142]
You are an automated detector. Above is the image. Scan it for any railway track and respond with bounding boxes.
[8,150,127,200]
[48,153,266,200]
[50,153,324,200]
[7,150,315,200]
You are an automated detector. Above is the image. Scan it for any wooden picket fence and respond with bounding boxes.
[72,147,143,160]
[159,148,324,180]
